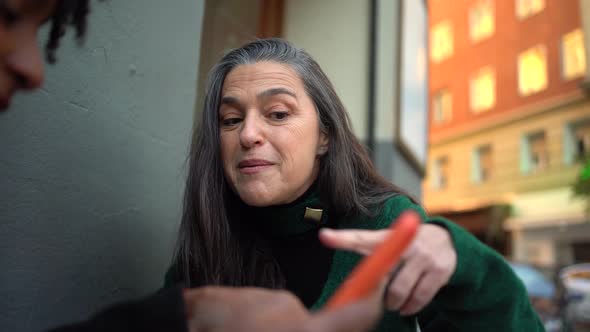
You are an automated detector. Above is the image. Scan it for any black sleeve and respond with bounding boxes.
[48,286,188,332]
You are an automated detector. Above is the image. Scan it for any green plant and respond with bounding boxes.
[572,154,590,215]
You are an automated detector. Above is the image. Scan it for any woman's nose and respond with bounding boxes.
[239,114,266,148]
[5,34,45,90]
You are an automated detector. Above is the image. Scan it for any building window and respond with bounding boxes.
[516,0,544,19]
[430,21,453,63]
[574,124,590,159]
[432,156,449,190]
[564,119,590,164]
[469,0,495,42]
[471,145,492,183]
[521,131,549,174]
[561,29,587,80]
[470,67,495,113]
[518,45,548,96]
[433,89,452,124]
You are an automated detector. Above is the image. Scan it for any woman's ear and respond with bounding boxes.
[317,132,329,156]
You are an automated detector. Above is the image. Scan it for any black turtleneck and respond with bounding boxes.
[245,185,336,307]
[267,227,334,307]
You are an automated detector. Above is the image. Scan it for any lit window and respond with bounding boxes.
[432,156,449,190]
[471,145,492,183]
[518,45,548,96]
[564,119,590,164]
[433,89,452,124]
[521,131,549,174]
[470,0,495,42]
[516,0,544,19]
[562,29,587,80]
[430,21,453,63]
[470,67,495,112]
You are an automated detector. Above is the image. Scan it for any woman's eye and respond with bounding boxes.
[269,111,289,121]
[221,117,242,127]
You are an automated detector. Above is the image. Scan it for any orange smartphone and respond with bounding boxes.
[325,210,421,310]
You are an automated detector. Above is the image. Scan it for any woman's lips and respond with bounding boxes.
[238,159,274,174]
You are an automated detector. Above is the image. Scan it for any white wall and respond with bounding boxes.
[282,0,424,198]
[283,0,370,141]
[0,1,204,331]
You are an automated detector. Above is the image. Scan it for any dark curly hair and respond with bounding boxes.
[46,0,91,63]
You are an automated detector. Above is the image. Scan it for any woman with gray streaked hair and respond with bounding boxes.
[0,3,383,330]
[167,38,544,332]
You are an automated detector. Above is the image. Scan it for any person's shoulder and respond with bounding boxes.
[381,194,418,211]
[376,195,426,227]
[341,194,426,230]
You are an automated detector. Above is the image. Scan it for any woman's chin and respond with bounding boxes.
[237,188,276,207]
[240,195,275,207]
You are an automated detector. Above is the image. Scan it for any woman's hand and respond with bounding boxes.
[319,223,457,316]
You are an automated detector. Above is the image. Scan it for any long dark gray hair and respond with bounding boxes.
[171,38,409,288]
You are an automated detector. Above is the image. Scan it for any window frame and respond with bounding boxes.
[515,0,545,20]
[560,28,587,81]
[517,44,548,97]
[469,0,495,43]
[432,89,453,125]
[471,144,493,184]
[469,66,496,113]
[432,155,449,190]
[520,130,550,174]
[430,20,454,63]
[564,118,590,165]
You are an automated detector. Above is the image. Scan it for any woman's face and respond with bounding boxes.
[219,61,328,206]
[0,0,56,111]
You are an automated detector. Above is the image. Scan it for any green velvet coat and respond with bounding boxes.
[166,193,545,332]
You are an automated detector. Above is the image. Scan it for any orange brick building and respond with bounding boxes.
[424,0,590,267]
[430,0,585,139]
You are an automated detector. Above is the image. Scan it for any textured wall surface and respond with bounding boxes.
[283,0,370,141]
[0,1,204,331]
[373,0,423,200]
[283,0,424,197]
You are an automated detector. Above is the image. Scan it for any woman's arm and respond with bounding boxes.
[420,217,545,331]
[49,285,383,332]
[319,196,544,331]
[48,286,188,332]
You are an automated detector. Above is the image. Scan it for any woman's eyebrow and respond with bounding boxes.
[257,87,297,99]
[220,96,242,108]
[221,87,297,107]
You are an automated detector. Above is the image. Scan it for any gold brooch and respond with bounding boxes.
[304,207,323,223]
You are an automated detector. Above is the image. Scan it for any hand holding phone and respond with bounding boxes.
[325,210,420,310]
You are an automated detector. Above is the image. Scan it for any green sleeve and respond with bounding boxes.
[366,196,544,331]
[423,216,545,331]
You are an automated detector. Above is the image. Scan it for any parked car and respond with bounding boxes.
[509,262,561,332]
[560,263,590,332]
